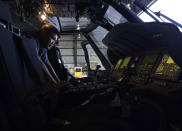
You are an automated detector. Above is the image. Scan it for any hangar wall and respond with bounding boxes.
[57,34,86,69]
[57,32,109,71]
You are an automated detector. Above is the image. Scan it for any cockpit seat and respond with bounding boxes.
[0,1,48,130]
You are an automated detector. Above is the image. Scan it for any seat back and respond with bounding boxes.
[0,1,47,130]
[14,35,45,93]
[0,20,28,131]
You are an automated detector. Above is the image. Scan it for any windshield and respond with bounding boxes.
[58,33,107,77]
[88,26,109,62]
[104,5,128,25]
[57,34,88,77]
[86,44,105,70]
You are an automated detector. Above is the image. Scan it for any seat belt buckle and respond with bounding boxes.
[9,24,21,36]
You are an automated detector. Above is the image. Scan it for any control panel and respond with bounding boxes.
[120,57,132,69]
[129,51,182,89]
[110,49,182,91]
[152,54,181,81]
[132,54,158,84]
[151,54,182,88]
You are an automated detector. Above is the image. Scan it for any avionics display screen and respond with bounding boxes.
[136,54,158,74]
[115,59,123,70]
[120,57,131,69]
[154,54,181,81]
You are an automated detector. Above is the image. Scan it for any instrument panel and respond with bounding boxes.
[113,50,182,88]
[136,54,158,74]
[115,59,123,70]
[133,54,158,83]
[120,57,131,69]
[76,50,182,97]
[153,54,181,81]
[114,57,132,71]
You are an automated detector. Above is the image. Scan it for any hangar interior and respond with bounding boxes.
[2,0,182,131]
[58,26,108,75]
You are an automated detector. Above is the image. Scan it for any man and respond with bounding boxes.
[48,44,69,81]
[36,23,68,87]
[48,44,77,83]
[36,23,71,126]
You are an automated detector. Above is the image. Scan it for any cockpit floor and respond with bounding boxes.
[51,104,131,131]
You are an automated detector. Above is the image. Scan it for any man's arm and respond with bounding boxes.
[45,62,61,83]
[38,57,58,84]
[39,57,69,88]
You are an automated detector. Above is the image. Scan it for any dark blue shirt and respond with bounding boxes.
[30,35,51,65]
[39,48,50,65]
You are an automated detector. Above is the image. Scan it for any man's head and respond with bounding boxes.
[38,23,60,49]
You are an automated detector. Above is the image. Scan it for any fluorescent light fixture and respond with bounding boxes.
[78,34,81,39]
[126,4,131,10]
[77,24,80,30]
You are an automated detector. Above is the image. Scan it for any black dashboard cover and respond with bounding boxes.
[103,22,182,67]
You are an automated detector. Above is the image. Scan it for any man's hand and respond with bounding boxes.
[55,81,70,88]
[51,118,71,127]
[64,120,71,126]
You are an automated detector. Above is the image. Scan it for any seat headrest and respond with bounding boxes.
[0,1,13,23]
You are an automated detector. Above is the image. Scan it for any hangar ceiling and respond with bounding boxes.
[2,0,156,32]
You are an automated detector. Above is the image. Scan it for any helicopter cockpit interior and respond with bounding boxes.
[1,0,182,131]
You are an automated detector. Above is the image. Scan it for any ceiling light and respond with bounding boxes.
[126,4,131,10]
[40,14,47,21]
[78,34,81,39]
[77,25,80,30]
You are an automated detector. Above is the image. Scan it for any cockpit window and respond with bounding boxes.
[86,44,105,70]
[88,26,109,62]
[57,34,88,77]
[104,6,128,25]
